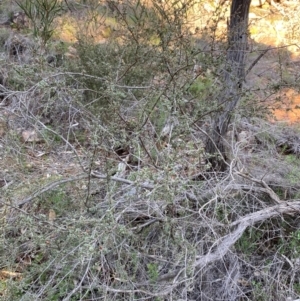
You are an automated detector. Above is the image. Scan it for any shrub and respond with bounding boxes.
[16,0,63,45]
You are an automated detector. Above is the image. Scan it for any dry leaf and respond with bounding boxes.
[48,209,56,223]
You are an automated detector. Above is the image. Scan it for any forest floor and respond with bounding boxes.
[1,1,300,300]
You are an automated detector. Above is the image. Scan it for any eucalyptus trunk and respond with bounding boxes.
[206,0,251,171]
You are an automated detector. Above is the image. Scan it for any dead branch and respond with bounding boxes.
[245,48,270,77]
[136,201,300,292]
[16,174,88,207]
[194,201,300,269]
[235,171,282,204]
[16,171,155,208]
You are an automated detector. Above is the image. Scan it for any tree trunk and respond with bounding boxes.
[205,0,251,171]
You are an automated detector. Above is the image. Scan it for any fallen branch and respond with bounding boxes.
[10,169,300,298]
[16,174,88,207]
[16,171,155,208]
[235,171,282,204]
[136,201,300,291]
[194,200,300,269]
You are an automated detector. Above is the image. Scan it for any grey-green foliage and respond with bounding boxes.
[16,0,63,45]
[70,0,200,120]
[0,28,10,51]
[74,41,155,105]
[284,154,300,185]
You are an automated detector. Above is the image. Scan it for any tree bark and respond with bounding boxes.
[205,0,251,171]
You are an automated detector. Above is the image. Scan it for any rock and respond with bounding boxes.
[11,12,28,29]
[193,64,203,78]
[249,12,259,19]
[0,11,28,29]
[21,129,42,143]
[65,46,78,59]
[46,54,63,66]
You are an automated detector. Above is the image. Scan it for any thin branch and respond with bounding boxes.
[16,171,155,208]
[16,174,88,207]
[245,48,270,77]
[0,199,65,230]
[91,171,155,190]
[235,171,282,204]
[245,44,299,77]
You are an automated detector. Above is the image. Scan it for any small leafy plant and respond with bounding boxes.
[16,0,63,45]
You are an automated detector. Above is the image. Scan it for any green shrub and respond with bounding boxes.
[16,0,63,45]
